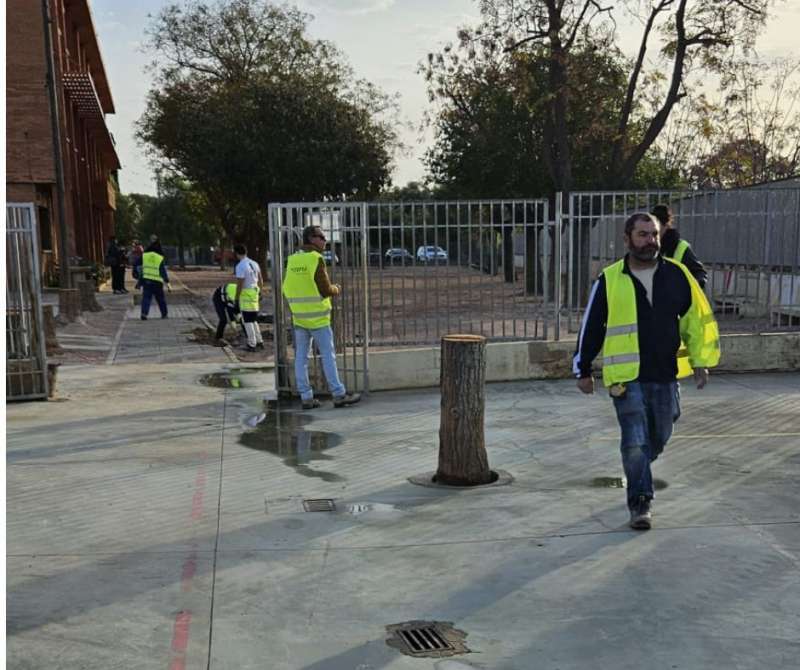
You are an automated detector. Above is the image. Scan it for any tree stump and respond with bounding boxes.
[43,305,63,355]
[435,334,495,486]
[78,280,102,312]
[57,288,81,323]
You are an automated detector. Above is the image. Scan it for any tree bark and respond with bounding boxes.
[435,334,494,486]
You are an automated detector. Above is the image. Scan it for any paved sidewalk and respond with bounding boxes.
[6,358,800,669]
[45,269,276,368]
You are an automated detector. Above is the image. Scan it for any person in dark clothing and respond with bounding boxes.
[105,237,128,294]
[574,212,720,530]
[139,241,170,319]
[129,239,144,282]
[651,204,707,288]
[212,282,243,343]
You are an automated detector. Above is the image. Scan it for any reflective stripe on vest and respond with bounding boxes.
[142,252,164,283]
[281,250,332,329]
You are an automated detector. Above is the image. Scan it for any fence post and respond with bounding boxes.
[555,191,563,340]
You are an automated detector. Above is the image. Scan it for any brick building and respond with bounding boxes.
[6,0,120,283]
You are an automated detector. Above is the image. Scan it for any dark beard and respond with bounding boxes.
[630,245,659,262]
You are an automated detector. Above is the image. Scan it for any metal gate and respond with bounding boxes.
[269,198,553,395]
[6,203,49,400]
[269,203,369,396]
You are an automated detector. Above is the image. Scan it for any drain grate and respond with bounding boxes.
[398,626,453,654]
[303,498,336,512]
[386,620,468,658]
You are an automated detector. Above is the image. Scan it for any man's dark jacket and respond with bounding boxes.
[573,255,694,383]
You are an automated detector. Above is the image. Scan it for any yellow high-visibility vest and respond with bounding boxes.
[601,258,720,386]
[141,252,164,283]
[224,283,238,303]
[281,250,332,329]
[670,239,690,264]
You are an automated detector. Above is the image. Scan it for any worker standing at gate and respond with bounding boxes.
[651,204,707,288]
[233,244,265,352]
[139,240,170,320]
[573,212,719,530]
[281,225,361,410]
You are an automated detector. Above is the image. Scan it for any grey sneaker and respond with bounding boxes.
[333,392,361,408]
[301,398,321,410]
[629,495,652,530]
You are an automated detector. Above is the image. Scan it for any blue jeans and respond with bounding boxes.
[293,326,346,401]
[612,381,681,509]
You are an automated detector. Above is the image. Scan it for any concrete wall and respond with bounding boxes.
[364,333,800,391]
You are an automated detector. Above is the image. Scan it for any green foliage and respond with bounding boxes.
[137,0,400,256]
[423,39,633,196]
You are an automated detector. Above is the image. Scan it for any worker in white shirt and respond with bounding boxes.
[233,244,264,352]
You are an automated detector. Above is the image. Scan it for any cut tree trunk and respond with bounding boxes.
[435,334,495,486]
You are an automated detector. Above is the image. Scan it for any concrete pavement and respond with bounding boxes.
[6,308,800,669]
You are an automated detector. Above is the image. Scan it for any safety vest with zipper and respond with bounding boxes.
[601,257,720,386]
[281,250,332,329]
[141,252,164,283]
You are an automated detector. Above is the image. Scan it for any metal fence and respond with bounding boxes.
[6,203,49,401]
[268,198,553,394]
[566,188,800,333]
[269,203,369,396]
[270,189,799,394]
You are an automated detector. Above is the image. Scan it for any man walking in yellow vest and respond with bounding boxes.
[573,212,720,530]
[282,225,361,410]
[139,240,170,320]
[233,244,265,352]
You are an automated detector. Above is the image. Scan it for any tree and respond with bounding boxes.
[127,181,218,268]
[137,0,400,267]
[423,39,645,197]
[468,0,772,192]
[687,57,800,187]
[113,181,143,244]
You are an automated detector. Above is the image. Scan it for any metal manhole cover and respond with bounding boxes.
[386,621,469,658]
[303,498,335,512]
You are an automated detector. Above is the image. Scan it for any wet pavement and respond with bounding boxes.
[6,355,800,668]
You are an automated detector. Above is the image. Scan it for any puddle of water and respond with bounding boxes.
[341,502,400,516]
[238,401,344,482]
[589,476,668,490]
[198,367,273,389]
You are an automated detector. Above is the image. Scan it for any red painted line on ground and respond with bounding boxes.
[170,453,210,666]
[181,552,197,592]
[170,610,192,669]
[191,469,207,520]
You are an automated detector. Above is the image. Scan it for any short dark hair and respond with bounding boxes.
[650,204,673,227]
[624,212,659,237]
[302,225,323,244]
[233,244,247,255]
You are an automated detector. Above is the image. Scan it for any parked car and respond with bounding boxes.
[416,245,448,263]
[384,248,414,265]
[322,250,340,265]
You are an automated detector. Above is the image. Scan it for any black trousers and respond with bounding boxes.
[213,289,241,339]
[111,265,125,291]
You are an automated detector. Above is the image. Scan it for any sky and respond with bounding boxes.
[90,0,800,196]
